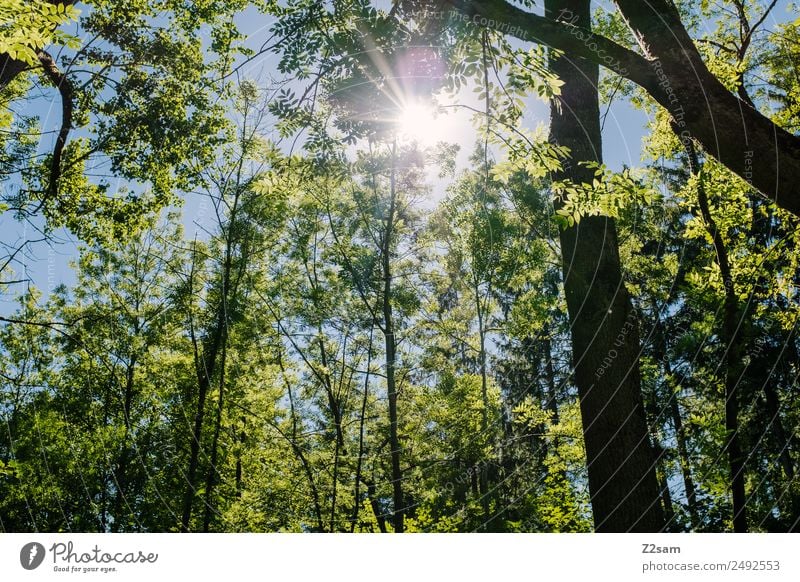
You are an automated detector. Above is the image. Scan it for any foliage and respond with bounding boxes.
[0,0,799,534]
[0,0,80,64]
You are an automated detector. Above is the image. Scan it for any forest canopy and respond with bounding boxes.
[0,0,799,533]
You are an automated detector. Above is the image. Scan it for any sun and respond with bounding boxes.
[396,101,452,146]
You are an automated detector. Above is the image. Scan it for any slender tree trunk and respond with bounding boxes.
[202,339,229,532]
[655,450,676,527]
[543,337,560,424]
[366,477,388,533]
[686,144,748,533]
[383,139,404,533]
[763,382,794,481]
[183,185,243,531]
[101,383,111,532]
[653,310,700,529]
[477,33,493,530]
[762,378,800,530]
[669,389,700,525]
[474,278,491,529]
[181,241,229,532]
[181,323,221,531]
[642,384,675,528]
[542,334,567,479]
[112,355,136,532]
[235,416,245,498]
[351,327,374,532]
[330,426,341,532]
[545,0,664,532]
[665,378,701,527]
[277,349,325,532]
[317,334,345,449]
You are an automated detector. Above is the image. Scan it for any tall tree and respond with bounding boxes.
[0,0,245,284]
[180,81,283,532]
[543,0,664,532]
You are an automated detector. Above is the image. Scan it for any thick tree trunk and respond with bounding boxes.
[545,0,665,532]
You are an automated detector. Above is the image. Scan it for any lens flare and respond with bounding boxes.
[396,101,452,146]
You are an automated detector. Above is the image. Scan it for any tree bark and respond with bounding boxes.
[181,318,223,532]
[545,0,664,532]
[0,1,78,91]
[202,339,228,532]
[181,242,230,532]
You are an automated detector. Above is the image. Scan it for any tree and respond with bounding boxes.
[0,0,247,280]
[178,81,285,532]
[0,215,191,531]
[414,0,800,218]
[322,145,428,532]
[3,0,799,536]
[536,0,664,532]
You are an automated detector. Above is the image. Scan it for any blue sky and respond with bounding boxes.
[1,0,794,314]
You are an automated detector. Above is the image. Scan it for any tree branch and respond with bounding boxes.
[435,0,667,100]
[37,49,74,204]
[0,1,79,91]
